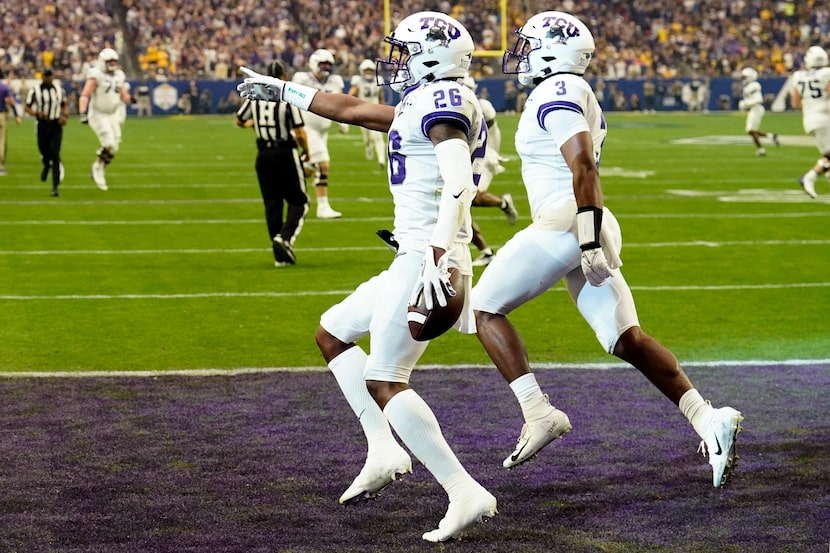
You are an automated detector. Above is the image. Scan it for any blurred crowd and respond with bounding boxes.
[2,0,829,83]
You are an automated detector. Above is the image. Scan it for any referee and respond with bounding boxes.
[24,69,67,196]
[236,60,309,267]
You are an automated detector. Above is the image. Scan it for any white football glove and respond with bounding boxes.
[237,66,285,102]
[409,249,455,310]
[581,246,613,287]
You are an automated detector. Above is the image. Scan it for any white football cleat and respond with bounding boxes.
[471,251,494,267]
[422,484,497,542]
[316,204,342,219]
[339,446,412,505]
[800,175,818,199]
[501,193,518,225]
[755,148,767,157]
[698,406,743,488]
[503,402,572,469]
[91,161,108,191]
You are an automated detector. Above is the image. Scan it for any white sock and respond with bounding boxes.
[509,373,550,421]
[328,347,394,448]
[317,195,330,208]
[384,389,469,486]
[679,389,715,438]
[480,247,493,256]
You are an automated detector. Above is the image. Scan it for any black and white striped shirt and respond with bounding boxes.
[25,83,66,121]
[236,99,303,147]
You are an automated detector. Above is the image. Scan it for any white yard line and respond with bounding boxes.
[1,358,827,378]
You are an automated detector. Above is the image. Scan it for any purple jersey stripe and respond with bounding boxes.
[537,100,583,131]
[421,110,472,137]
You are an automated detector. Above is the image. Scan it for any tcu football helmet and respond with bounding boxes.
[804,46,829,69]
[740,67,758,83]
[379,11,474,93]
[309,49,335,78]
[99,47,119,73]
[503,11,595,85]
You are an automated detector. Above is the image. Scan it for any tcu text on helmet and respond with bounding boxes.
[416,15,462,40]
[539,15,582,38]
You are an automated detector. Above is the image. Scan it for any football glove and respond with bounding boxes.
[577,206,613,287]
[79,113,89,124]
[581,247,613,287]
[237,66,285,102]
[410,248,455,310]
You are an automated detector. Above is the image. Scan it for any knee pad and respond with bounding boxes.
[96,147,115,164]
[315,173,329,187]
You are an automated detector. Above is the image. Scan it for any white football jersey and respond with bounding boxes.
[388,79,486,245]
[87,66,127,115]
[350,74,381,104]
[292,71,346,132]
[516,73,606,220]
[741,81,763,109]
[792,67,830,133]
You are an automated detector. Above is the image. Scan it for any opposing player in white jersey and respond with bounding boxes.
[738,66,779,157]
[292,49,346,218]
[471,11,744,488]
[348,59,386,168]
[238,11,497,542]
[79,48,131,191]
[792,46,830,198]
[461,74,518,267]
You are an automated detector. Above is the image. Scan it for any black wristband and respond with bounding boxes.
[577,206,603,251]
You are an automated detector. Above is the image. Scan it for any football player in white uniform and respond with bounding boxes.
[471,11,744,489]
[292,49,346,218]
[79,48,131,191]
[792,46,830,198]
[738,66,779,156]
[461,74,518,267]
[348,59,386,168]
[238,11,497,542]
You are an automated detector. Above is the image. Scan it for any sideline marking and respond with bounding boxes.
[1,359,827,378]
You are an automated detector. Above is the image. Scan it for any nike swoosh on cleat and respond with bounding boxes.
[713,436,722,456]
[511,442,528,462]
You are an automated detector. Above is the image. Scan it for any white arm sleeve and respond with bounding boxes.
[430,138,475,250]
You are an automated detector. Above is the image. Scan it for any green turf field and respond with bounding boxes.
[1,110,828,372]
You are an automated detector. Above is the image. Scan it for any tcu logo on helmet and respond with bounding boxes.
[541,16,581,39]
[418,15,462,40]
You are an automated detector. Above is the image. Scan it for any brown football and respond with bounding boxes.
[407,268,465,342]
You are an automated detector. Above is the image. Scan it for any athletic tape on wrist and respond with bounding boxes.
[577,206,603,250]
[281,81,317,111]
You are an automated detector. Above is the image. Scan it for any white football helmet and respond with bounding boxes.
[309,49,335,78]
[359,59,375,74]
[804,46,829,69]
[740,67,758,83]
[379,11,474,93]
[503,11,595,86]
[99,47,119,73]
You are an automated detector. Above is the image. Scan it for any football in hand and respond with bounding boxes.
[407,268,464,342]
